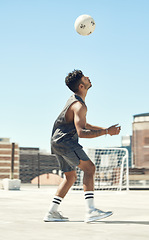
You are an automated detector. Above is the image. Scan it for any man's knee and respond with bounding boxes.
[87,163,95,175]
[79,160,95,175]
[64,171,77,183]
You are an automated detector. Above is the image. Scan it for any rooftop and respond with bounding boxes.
[133,113,149,118]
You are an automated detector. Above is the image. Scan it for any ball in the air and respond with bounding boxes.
[74,14,96,36]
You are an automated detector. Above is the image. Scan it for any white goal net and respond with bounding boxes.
[73,148,129,191]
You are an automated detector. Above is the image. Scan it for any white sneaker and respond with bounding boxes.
[43,211,69,222]
[85,208,113,223]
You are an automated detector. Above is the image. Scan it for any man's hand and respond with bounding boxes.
[107,124,121,136]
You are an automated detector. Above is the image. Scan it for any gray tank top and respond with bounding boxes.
[51,94,86,153]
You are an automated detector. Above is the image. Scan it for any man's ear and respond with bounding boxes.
[79,83,84,90]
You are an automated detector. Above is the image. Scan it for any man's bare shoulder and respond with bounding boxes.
[65,101,87,123]
[71,101,87,113]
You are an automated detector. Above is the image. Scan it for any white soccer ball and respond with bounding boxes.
[74,14,96,36]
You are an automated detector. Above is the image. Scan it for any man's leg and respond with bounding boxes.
[78,159,113,223]
[55,170,77,198]
[49,170,77,212]
[77,160,95,212]
[78,159,95,191]
[43,171,77,222]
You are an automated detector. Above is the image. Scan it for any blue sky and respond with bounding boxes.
[0,0,149,152]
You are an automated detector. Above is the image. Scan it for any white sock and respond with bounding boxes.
[49,196,62,213]
[84,191,95,212]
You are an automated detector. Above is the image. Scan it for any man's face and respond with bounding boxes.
[81,75,92,90]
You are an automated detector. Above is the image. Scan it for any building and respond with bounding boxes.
[132,113,149,168]
[19,147,60,183]
[121,135,132,167]
[0,138,19,180]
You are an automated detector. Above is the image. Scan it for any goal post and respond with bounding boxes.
[73,148,129,191]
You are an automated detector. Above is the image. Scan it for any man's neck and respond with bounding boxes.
[75,91,87,102]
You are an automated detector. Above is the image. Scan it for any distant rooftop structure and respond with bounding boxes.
[20,147,39,155]
[133,113,149,118]
[132,112,149,168]
[121,136,132,147]
[0,138,10,143]
[133,113,149,122]
[0,138,19,180]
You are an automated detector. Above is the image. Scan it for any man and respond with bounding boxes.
[44,70,121,223]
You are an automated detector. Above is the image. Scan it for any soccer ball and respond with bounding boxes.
[74,14,96,36]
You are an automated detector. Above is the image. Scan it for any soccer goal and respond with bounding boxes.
[73,148,129,191]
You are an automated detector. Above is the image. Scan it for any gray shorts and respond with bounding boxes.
[53,148,90,173]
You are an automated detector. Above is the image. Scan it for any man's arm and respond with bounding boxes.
[85,123,106,131]
[72,102,121,138]
[86,123,121,136]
